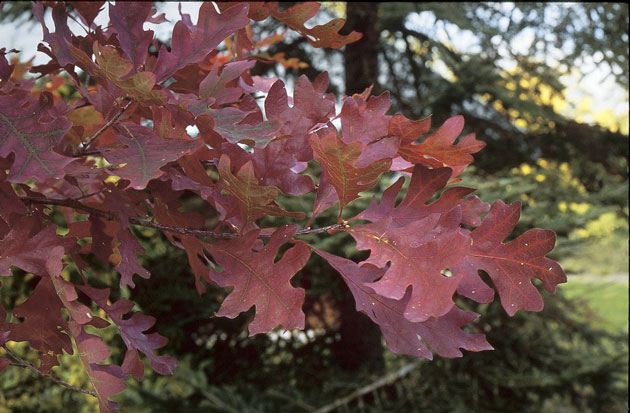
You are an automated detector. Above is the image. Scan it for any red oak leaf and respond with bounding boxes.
[265,75,336,161]
[0,356,10,372]
[205,225,311,335]
[115,227,151,289]
[79,285,178,379]
[307,173,338,227]
[397,115,485,176]
[0,168,26,236]
[33,3,75,67]
[47,246,94,325]
[339,91,399,167]
[452,201,567,315]
[109,1,154,70]
[260,3,362,49]
[199,60,255,105]
[0,90,72,183]
[100,122,201,190]
[221,141,314,196]
[209,105,282,148]
[153,3,249,83]
[310,127,391,217]
[353,165,489,229]
[70,43,167,106]
[68,1,105,27]
[68,321,126,413]
[346,208,471,322]
[5,276,72,373]
[151,106,190,141]
[340,92,391,144]
[217,154,305,227]
[389,114,432,145]
[315,249,492,359]
[150,187,211,294]
[0,216,73,277]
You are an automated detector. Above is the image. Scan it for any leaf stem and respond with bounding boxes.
[19,196,345,239]
[1,345,98,398]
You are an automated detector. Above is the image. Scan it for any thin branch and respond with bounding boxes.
[19,196,345,239]
[77,100,133,155]
[74,188,108,201]
[2,345,97,398]
[313,361,421,413]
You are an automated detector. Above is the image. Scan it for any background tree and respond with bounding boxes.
[0,2,627,412]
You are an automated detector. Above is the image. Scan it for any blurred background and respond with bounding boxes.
[0,2,628,412]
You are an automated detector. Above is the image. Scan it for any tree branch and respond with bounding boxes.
[1,345,97,398]
[313,361,421,413]
[76,99,133,156]
[19,196,345,239]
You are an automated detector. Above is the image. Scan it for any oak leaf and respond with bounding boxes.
[100,122,201,190]
[315,249,493,359]
[397,115,485,176]
[0,91,72,183]
[217,154,305,227]
[206,225,311,334]
[452,200,567,315]
[310,128,391,217]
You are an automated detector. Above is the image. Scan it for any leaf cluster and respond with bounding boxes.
[0,2,568,410]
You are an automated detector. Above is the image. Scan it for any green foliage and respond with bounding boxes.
[459,158,629,274]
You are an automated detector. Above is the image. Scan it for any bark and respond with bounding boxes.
[331,2,386,374]
[344,3,381,96]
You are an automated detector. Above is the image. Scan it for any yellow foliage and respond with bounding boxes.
[571,228,590,239]
[321,2,347,17]
[515,118,528,129]
[569,202,591,215]
[569,212,628,240]
[558,201,568,213]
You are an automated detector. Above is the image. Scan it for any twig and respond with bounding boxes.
[2,345,97,398]
[313,361,421,413]
[77,100,133,155]
[19,196,345,239]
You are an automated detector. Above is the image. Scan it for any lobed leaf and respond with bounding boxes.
[217,154,304,227]
[315,249,493,359]
[346,208,470,322]
[206,225,311,335]
[310,128,391,217]
[452,201,567,315]
[79,284,178,379]
[397,115,485,176]
[153,3,250,83]
[254,2,362,49]
[68,321,127,413]
[0,91,72,183]
[100,122,201,190]
[353,165,490,228]
[109,1,154,70]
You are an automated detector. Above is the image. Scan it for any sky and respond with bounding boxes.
[0,2,627,134]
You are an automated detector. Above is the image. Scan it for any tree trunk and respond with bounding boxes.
[331,2,385,375]
[344,2,381,96]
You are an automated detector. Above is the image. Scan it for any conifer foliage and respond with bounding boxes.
[0,2,566,410]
